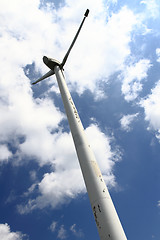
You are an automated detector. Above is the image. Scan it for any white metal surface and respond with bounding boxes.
[54,65,127,240]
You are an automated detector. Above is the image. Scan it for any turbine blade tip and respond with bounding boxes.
[85,9,89,17]
[32,81,37,85]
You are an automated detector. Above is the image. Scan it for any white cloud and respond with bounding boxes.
[49,221,57,233]
[121,59,152,101]
[49,221,84,238]
[0,0,57,72]
[0,0,144,168]
[157,201,160,207]
[156,48,160,63]
[0,0,141,215]
[0,0,138,167]
[18,98,64,165]
[17,124,120,213]
[85,124,119,183]
[0,223,27,240]
[0,86,64,165]
[140,0,160,19]
[140,80,160,141]
[0,145,12,163]
[70,224,84,238]
[57,225,67,240]
[120,113,139,132]
[0,0,66,166]
[65,5,138,94]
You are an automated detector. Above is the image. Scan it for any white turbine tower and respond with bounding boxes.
[32,9,127,240]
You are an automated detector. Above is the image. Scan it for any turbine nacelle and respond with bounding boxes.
[43,56,61,71]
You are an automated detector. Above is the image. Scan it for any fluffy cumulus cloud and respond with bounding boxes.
[0,0,138,96]
[120,113,139,132]
[140,80,160,141]
[65,4,138,94]
[0,223,27,240]
[17,124,120,213]
[0,83,64,165]
[0,0,145,167]
[0,0,144,213]
[120,59,151,101]
[0,0,66,165]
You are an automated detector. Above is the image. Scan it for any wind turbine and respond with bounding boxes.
[32,9,127,240]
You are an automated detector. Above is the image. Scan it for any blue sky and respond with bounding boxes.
[0,0,160,239]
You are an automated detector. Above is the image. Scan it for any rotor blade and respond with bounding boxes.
[61,9,89,68]
[32,70,54,85]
